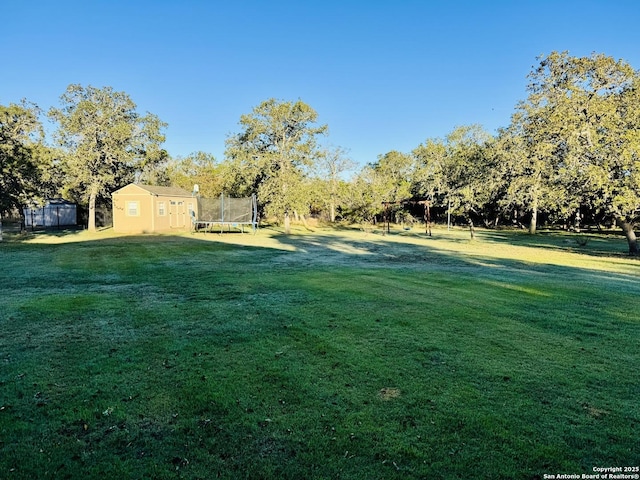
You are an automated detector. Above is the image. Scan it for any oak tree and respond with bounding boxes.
[0,102,43,218]
[521,52,640,254]
[413,125,494,235]
[162,151,223,198]
[49,84,167,231]
[312,145,355,222]
[224,98,327,233]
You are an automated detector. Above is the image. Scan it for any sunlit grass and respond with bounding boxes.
[0,226,638,479]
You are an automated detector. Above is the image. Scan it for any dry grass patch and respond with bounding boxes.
[378,387,402,401]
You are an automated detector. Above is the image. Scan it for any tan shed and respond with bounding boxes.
[112,184,197,233]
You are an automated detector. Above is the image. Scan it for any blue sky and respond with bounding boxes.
[2,0,640,168]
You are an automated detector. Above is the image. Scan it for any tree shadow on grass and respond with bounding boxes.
[472,228,632,258]
[3,225,637,286]
[374,223,628,256]
[144,226,637,283]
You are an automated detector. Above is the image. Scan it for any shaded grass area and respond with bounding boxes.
[0,229,638,479]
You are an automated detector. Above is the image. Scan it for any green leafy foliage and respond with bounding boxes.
[413,125,495,230]
[160,151,224,198]
[0,103,43,215]
[224,98,327,232]
[49,84,167,230]
[309,145,356,222]
[4,51,640,254]
[513,52,640,252]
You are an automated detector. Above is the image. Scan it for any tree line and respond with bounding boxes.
[1,51,639,254]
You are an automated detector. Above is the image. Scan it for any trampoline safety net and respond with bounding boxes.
[195,194,258,231]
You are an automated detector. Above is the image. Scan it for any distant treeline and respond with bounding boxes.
[1,52,638,253]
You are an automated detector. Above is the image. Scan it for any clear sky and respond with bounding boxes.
[2,0,640,168]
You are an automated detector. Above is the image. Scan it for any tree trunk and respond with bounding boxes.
[330,177,337,222]
[615,216,639,255]
[19,209,27,232]
[468,218,475,240]
[424,202,432,236]
[529,198,538,235]
[299,214,312,231]
[88,186,98,232]
[284,212,291,234]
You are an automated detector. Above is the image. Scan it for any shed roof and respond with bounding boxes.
[113,184,194,197]
[46,198,76,206]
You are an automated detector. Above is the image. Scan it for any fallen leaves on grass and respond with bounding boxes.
[378,388,401,401]
[583,403,609,418]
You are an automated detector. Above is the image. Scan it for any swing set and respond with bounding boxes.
[381,197,432,236]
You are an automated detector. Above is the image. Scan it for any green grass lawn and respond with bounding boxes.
[1,226,638,479]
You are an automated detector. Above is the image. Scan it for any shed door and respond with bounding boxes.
[169,201,186,228]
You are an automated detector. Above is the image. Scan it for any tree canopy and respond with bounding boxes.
[49,84,167,231]
[311,145,355,222]
[3,52,640,254]
[515,52,640,253]
[160,151,223,198]
[224,98,327,233]
[0,102,44,216]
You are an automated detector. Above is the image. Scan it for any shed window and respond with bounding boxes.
[158,202,166,216]
[127,201,139,216]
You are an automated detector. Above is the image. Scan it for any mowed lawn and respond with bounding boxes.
[0,226,638,479]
